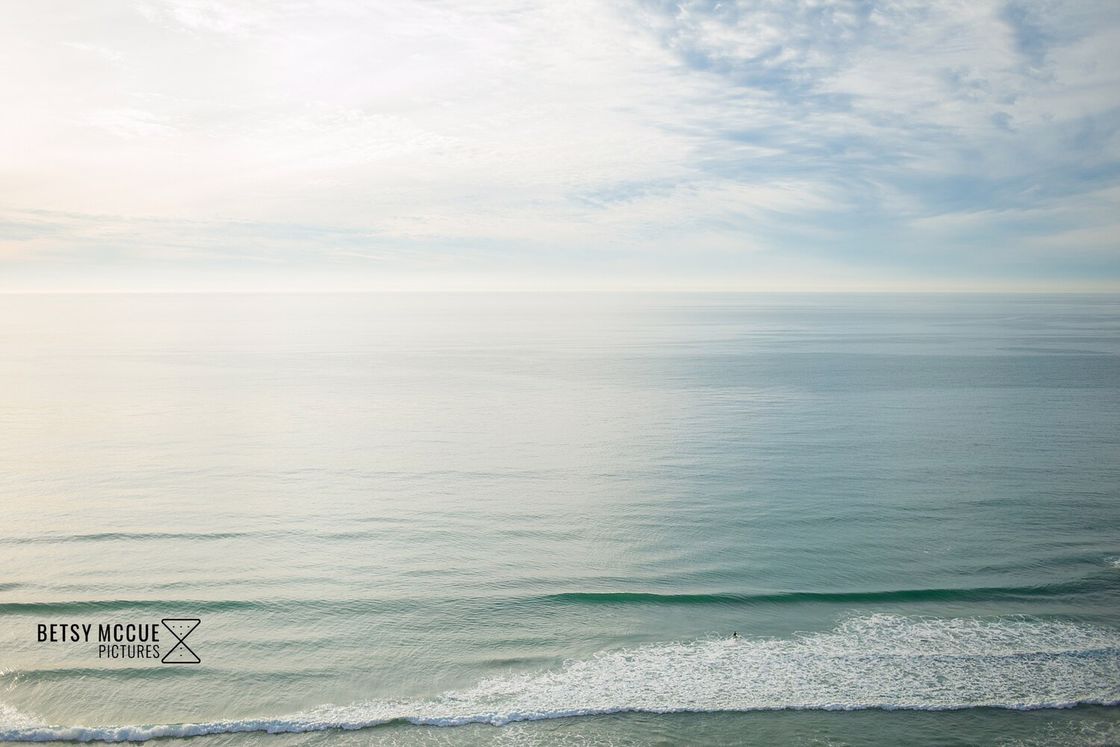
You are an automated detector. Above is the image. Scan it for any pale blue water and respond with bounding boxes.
[0,293,1118,745]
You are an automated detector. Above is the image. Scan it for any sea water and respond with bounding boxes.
[0,293,1117,745]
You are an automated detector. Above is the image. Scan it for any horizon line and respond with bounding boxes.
[3,287,1119,295]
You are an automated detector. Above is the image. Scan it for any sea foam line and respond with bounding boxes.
[2,614,1119,742]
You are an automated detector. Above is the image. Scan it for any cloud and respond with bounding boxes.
[0,0,1117,290]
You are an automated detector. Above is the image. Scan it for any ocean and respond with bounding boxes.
[1,292,1118,746]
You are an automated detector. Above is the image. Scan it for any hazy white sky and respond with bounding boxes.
[2,0,1119,290]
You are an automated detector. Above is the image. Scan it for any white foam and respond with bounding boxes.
[0,703,42,732]
[3,615,1118,742]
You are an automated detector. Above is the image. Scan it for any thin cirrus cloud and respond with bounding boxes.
[0,0,1117,291]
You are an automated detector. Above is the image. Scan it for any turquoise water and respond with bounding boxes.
[1,293,1118,745]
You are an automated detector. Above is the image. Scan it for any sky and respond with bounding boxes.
[1,0,1118,291]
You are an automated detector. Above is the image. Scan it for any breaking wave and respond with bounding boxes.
[2,614,1118,742]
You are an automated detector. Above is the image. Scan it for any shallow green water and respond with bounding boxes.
[1,293,1118,744]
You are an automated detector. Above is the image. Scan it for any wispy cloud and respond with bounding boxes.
[0,0,1117,290]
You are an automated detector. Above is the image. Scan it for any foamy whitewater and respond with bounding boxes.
[1,294,1118,745]
[4,615,1119,742]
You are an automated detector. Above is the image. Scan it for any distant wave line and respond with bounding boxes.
[1,579,1112,616]
[534,582,1107,606]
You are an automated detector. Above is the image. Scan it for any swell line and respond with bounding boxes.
[0,599,266,615]
[536,582,1098,606]
[0,532,262,545]
[1,579,1105,617]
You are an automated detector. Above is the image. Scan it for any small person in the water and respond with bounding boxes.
[732,631,739,638]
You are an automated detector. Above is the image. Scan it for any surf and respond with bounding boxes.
[3,614,1118,742]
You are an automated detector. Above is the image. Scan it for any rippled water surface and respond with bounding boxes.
[1,293,1118,745]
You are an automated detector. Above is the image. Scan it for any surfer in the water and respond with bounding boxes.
[732,631,739,638]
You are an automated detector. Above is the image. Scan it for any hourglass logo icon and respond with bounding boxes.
[161,619,201,664]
